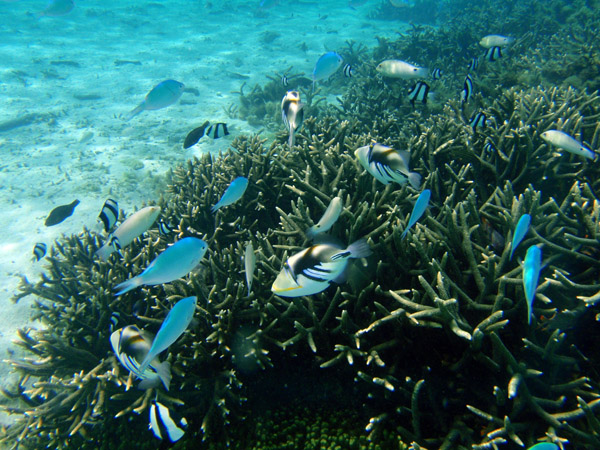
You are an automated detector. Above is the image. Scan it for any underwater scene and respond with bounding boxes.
[1,0,600,448]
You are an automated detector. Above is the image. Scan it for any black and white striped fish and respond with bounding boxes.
[98,199,118,233]
[205,123,229,139]
[461,74,473,103]
[484,46,503,62]
[149,400,188,442]
[33,243,46,261]
[109,312,121,333]
[483,141,497,156]
[343,63,353,77]
[282,75,289,87]
[431,68,442,80]
[469,112,487,130]
[467,57,479,71]
[407,81,432,106]
[157,219,173,235]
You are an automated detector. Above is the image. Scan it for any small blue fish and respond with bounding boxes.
[523,245,542,325]
[526,444,558,450]
[402,189,431,239]
[114,237,208,295]
[126,79,185,121]
[212,176,249,213]
[138,296,197,373]
[510,214,531,260]
[312,51,343,88]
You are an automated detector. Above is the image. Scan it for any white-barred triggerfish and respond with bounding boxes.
[281,90,304,148]
[355,142,421,188]
[272,239,372,297]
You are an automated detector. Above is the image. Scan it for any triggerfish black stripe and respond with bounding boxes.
[99,198,118,233]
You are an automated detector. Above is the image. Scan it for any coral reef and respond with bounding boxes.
[3,3,600,449]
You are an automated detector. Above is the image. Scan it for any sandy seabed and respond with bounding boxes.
[0,0,404,422]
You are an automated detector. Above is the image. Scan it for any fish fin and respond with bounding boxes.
[211,202,221,214]
[408,172,421,189]
[95,243,113,261]
[138,376,161,391]
[305,225,318,240]
[154,361,172,391]
[288,129,295,149]
[346,238,372,259]
[125,102,145,121]
[114,276,142,296]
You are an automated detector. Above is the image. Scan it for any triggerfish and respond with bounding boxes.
[281,90,304,148]
[479,35,513,48]
[149,400,188,442]
[110,325,172,390]
[522,245,542,325]
[540,130,596,160]
[272,239,372,297]
[114,238,208,295]
[312,51,343,88]
[126,80,185,121]
[45,199,79,226]
[37,0,74,17]
[245,242,256,296]
[376,60,428,80]
[138,296,197,373]
[211,176,249,213]
[306,196,343,239]
[355,142,421,188]
[96,206,161,260]
[509,213,531,260]
[402,189,431,239]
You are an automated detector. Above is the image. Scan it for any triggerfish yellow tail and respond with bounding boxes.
[522,245,543,325]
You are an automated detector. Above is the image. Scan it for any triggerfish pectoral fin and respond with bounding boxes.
[522,245,542,325]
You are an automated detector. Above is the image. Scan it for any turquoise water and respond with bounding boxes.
[1,0,600,449]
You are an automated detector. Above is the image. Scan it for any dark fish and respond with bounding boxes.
[484,46,502,62]
[467,57,479,70]
[99,198,118,233]
[183,121,210,149]
[45,199,80,226]
[282,75,289,87]
[461,74,473,103]
[158,219,173,235]
[33,243,47,261]
[407,81,431,106]
[343,63,353,77]
[109,312,121,333]
[206,123,229,139]
[149,400,187,442]
[469,112,487,130]
[431,68,442,80]
[483,141,497,156]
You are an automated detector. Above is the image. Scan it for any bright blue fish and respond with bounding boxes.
[526,444,558,450]
[402,189,431,239]
[510,213,531,260]
[138,296,196,373]
[126,79,185,121]
[212,176,249,213]
[312,52,343,88]
[523,245,542,325]
[114,237,208,295]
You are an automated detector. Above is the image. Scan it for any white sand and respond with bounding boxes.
[0,0,402,423]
